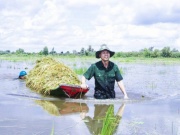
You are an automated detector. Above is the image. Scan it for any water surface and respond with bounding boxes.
[0,60,179,135]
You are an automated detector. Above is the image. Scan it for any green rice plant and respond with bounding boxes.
[74,67,88,75]
[101,105,121,135]
[50,122,54,135]
[119,67,124,75]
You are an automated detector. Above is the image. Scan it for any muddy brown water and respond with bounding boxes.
[0,60,179,135]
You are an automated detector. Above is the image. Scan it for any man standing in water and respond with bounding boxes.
[81,44,128,99]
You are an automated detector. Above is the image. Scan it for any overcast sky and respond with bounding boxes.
[0,0,180,53]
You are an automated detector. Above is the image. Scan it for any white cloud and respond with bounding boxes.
[0,0,180,52]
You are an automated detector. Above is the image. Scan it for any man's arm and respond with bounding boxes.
[117,80,128,99]
[117,103,126,117]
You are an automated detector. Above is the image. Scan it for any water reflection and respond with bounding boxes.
[83,104,125,135]
[35,100,89,116]
[35,99,125,135]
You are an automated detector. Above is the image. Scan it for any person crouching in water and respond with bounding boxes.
[19,71,27,79]
[81,44,128,99]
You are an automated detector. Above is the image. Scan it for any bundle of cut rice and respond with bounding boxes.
[26,57,80,95]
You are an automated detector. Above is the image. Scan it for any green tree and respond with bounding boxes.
[49,47,56,55]
[42,46,48,55]
[5,50,10,53]
[73,50,77,54]
[171,52,180,58]
[151,49,160,58]
[148,46,154,51]
[38,51,43,55]
[161,47,171,57]
[65,51,70,54]
[143,48,151,57]
[87,45,93,52]
[80,47,85,55]
[116,52,123,57]
[16,48,24,54]
[85,51,89,56]
[172,48,179,52]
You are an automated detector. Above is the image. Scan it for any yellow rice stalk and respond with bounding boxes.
[26,57,81,95]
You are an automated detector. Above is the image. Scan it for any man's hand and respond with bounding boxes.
[80,112,87,119]
[81,84,88,89]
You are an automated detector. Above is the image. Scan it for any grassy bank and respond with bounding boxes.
[0,54,180,64]
[0,54,95,62]
[111,57,180,64]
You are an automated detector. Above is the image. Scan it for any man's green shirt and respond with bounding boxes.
[83,61,123,99]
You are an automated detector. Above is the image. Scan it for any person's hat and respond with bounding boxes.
[19,71,27,77]
[95,44,115,58]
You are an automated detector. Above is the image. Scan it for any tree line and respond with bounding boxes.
[0,46,180,58]
[0,45,96,56]
[115,46,180,58]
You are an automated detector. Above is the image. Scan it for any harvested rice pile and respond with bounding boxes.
[26,57,81,95]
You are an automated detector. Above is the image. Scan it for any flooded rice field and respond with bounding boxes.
[0,59,179,135]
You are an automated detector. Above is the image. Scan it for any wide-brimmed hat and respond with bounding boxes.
[95,44,115,58]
